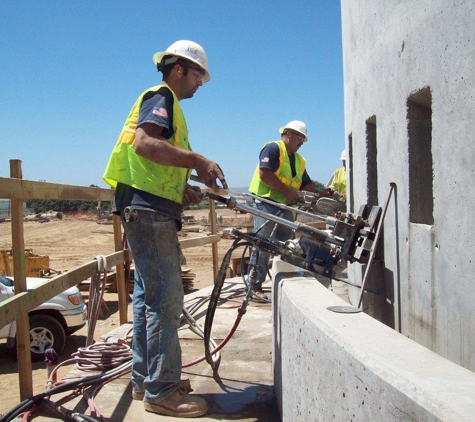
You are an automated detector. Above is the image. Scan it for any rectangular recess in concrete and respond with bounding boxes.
[408,88,434,225]
[366,116,378,207]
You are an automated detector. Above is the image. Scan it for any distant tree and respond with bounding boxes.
[313,180,326,192]
[185,198,209,211]
[25,184,111,213]
[26,199,106,213]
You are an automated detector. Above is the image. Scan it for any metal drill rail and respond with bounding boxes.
[207,192,344,247]
[357,182,396,308]
[226,188,328,222]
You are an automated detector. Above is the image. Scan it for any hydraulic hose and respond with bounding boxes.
[86,256,109,347]
[182,306,221,368]
[0,360,132,422]
[203,237,254,369]
[42,399,100,422]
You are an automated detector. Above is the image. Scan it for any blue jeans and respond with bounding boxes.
[122,208,184,402]
[248,201,294,286]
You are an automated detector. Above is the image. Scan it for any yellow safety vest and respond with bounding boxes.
[327,167,346,195]
[103,85,191,204]
[249,140,306,205]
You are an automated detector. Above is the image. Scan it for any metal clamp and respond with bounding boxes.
[123,207,138,223]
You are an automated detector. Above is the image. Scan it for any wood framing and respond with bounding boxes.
[0,159,221,401]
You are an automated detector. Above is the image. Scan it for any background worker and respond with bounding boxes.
[327,149,347,199]
[103,40,227,418]
[247,120,333,300]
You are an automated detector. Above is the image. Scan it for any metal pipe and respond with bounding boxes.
[208,193,332,245]
[230,199,299,230]
[357,183,396,309]
[226,188,328,222]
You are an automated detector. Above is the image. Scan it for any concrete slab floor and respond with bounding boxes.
[11,279,280,421]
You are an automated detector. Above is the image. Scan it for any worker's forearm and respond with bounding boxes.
[260,170,295,197]
[134,126,227,190]
[260,172,284,192]
[135,135,201,169]
[301,183,317,193]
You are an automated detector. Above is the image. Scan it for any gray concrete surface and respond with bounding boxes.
[341,0,475,371]
[19,278,280,421]
[271,258,475,421]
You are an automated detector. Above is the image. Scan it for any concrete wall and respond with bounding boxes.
[272,258,475,421]
[341,0,475,370]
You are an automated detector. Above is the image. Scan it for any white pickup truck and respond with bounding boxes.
[0,274,87,361]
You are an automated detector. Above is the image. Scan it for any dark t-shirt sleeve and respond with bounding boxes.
[137,87,175,139]
[258,143,281,172]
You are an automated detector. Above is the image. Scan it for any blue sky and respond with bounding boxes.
[1,1,344,190]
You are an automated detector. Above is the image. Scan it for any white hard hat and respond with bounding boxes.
[279,120,308,141]
[340,150,346,160]
[153,40,210,83]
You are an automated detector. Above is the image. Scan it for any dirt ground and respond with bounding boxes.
[0,207,254,416]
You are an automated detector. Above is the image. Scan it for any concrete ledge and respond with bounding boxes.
[271,259,475,421]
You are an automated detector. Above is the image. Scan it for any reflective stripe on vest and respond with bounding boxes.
[249,140,306,205]
[103,85,190,204]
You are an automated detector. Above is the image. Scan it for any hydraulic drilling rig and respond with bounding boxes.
[201,186,391,369]
[207,190,382,281]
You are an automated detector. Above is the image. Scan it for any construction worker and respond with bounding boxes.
[327,149,347,198]
[103,40,227,418]
[247,120,333,300]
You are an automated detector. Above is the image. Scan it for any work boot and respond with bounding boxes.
[132,378,193,401]
[144,387,207,418]
[251,286,269,301]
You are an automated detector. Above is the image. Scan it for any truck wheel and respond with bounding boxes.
[28,314,66,361]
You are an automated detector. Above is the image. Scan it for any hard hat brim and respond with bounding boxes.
[153,51,211,82]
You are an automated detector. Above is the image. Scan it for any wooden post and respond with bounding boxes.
[208,198,219,281]
[113,214,128,325]
[10,159,33,399]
